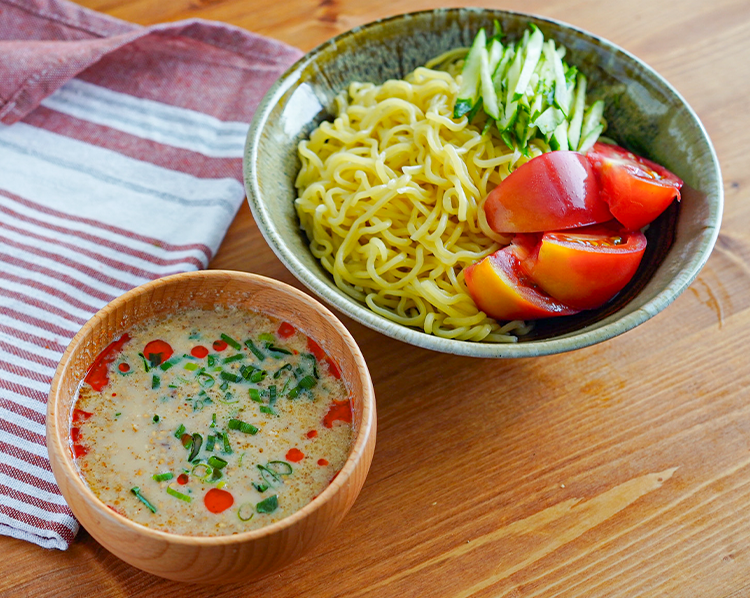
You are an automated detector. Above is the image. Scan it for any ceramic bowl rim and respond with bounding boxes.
[244,7,723,358]
[47,269,377,546]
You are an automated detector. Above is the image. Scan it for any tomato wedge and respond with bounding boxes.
[484,151,612,233]
[586,142,682,230]
[464,245,579,321]
[521,222,647,310]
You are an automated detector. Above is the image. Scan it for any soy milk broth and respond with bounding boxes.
[71,307,353,536]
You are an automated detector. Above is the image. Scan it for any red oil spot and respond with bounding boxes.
[307,338,341,379]
[277,322,296,339]
[317,458,329,466]
[326,358,341,379]
[112,393,117,397]
[190,345,209,358]
[306,430,318,439]
[204,488,234,514]
[177,473,189,485]
[307,338,326,361]
[286,448,305,462]
[71,427,80,441]
[73,444,88,458]
[108,505,125,517]
[143,339,173,366]
[72,409,93,422]
[118,363,130,373]
[212,340,228,352]
[84,333,131,391]
[323,399,352,428]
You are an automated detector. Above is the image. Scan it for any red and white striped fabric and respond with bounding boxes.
[0,0,302,549]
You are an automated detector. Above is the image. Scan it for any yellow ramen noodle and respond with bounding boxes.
[295,65,545,342]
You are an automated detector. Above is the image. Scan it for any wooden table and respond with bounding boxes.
[2,0,749,596]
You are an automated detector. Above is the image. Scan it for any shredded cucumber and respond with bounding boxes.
[453,28,486,119]
[451,25,606,153]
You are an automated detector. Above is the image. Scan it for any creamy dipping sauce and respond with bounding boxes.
[72,307,353,536]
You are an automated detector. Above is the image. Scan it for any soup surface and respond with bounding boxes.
[72,307,353,536]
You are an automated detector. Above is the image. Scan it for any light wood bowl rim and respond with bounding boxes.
[47,269,376,547]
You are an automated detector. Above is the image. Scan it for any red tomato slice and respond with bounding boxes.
[464,245,579,321]
[521,222,647,310]
[484,151,611,233]
[586,142,682,230]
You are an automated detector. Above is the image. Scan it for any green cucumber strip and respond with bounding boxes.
[512,24,544,102]
[578,123,604,153]
[544,40,570,116]
[480,46,500,119]
[551,121,570,151]
[580,100,605,144]
[533,106,564,138]
[454,28,486,118]
[487,38,503,73]
[567,72,587,150]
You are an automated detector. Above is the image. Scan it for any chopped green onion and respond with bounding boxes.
[257,464,286,486]
[219,391,238,404]
[259,406,276,416]
[159,357,179,371]
[210,413,217,428]
[298,375,316,390]
[208,456,228,470]
[238,503,255,521]
[183,362,199,371]
[223,354,244,364]
[256,495,279,514]
[138,353,151,372]
[244,339,265,361]
[258,332,275,343]
[188,433,203,461]
[228,418,259,435]
[220,371,241,383]
[115,412,121,417]
[151,375,160,389]
[267,460,293,476]
[273,363,292,379]
[267,344,292,356]
[269,385,277,405]
[152,414,160,423]
[166,486,192,503]
[250,369,267,383]
[253,481,268,492]
[220,333,242,351]
[188,331,201,340]
[174,424,186,438]
[249,388,262,403]
[131,487,157,513]
[219,380,229,391]
[222,432,232,454]
[207,355,216,367]
[205,434,216,452]
[240,364,256,380]
[152,472,174,482]
[191,463,212,479]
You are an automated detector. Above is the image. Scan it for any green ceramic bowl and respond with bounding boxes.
[244,8,722,358]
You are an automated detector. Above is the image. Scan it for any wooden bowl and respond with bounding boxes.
[46,270,376,583]
[244,8,723,357]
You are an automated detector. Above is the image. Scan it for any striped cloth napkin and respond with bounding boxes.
[0,0,302,549]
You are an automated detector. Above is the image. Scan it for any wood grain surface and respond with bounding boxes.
[2,0,749,596]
